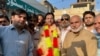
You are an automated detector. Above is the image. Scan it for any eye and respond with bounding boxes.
[70,22,73,24]
[18,15,27,20]
[3,21,6,23]
[94,23,96,25]
[99,22,100,24]
[18,16,22,18]
[23,17,27,20]
[0,21,2,24]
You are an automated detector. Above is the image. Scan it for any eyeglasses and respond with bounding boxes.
[61,18,69,21]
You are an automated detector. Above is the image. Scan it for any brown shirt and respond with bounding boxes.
[62,29,97,56]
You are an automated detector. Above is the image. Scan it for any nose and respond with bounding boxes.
[71,23,76,28]
[72,23,76,27]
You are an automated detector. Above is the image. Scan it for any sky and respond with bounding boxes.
[47,0,77,9]
[37,0,100,11]
[37,0,77,9]
[95,0,100,11]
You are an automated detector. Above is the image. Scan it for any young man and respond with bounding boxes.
[0,14,10,56]
[83,11,96,33]
[0,14,10,26]
[0,9,33,56]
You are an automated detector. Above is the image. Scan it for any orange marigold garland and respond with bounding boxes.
[44,29,50,37]
[37,25,60,56]
[37,48,43,56]
[53,38,58,48]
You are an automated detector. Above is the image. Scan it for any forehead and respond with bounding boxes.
[70,16,80,22]
[85,14,93,17]
[0,17,6,19]
[95,16,100,22]
[46,14,53,17]
[0,18,6,21]
[47,14,52,16]
[38,15,43,17]
[62,16,68,18]
[19,14,26,16]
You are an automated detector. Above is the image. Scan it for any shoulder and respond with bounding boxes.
[82,29,95,36]
[82,29,96,39]
[0,25,10,31]
[0,26,10,37]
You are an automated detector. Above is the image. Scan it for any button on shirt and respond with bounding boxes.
[0,24,33,56]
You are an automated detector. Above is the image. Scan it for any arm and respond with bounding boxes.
[28,35,34,56]
[0,26,6,56]
[86,36,97,56]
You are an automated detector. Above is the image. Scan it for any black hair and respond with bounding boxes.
[37,14,44,19]
[61,14,70,19]
[44,12,54,19]
[27,14,38,22]
[0,14,9,22]
[43,12,55,25]
[83,11,95,22]
[37,14,44,26]
[11,8,28,19]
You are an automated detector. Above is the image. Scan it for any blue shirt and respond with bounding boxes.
[0,24,33,56]
[95,33,100,48]
[95,33,100,56]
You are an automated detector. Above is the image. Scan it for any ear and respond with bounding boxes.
[11,16,14,21]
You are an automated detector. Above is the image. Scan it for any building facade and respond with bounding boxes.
[54,0,95,20]
[0,0,50,15]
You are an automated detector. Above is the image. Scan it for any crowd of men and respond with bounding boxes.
[0,8,100,56]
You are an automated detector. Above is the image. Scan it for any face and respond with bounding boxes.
[94,16,100,33]
[28,18,37,29]
[45,14,54,25]
[84,14,94,26]
[11,14,27,28]
[60,16,69,28]
[70,16,83,32]
[38,16,43,23]
[0,18,9,26]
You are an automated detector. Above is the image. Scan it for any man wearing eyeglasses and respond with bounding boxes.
[60,14,71,54]
[0,14,10,56]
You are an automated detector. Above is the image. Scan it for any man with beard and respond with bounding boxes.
[0,14,10,56]
[60,14,70,47]
[83,11,96,33]
[0,14,10,26]
[62,15,97,56]
[0,9,33,56]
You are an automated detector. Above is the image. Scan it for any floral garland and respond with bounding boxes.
[37,24,60,56]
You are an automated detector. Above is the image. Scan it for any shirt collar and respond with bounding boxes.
[9,24,26,33]
[9,24,15,30]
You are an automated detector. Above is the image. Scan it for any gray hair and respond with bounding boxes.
[61,14,70,19]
